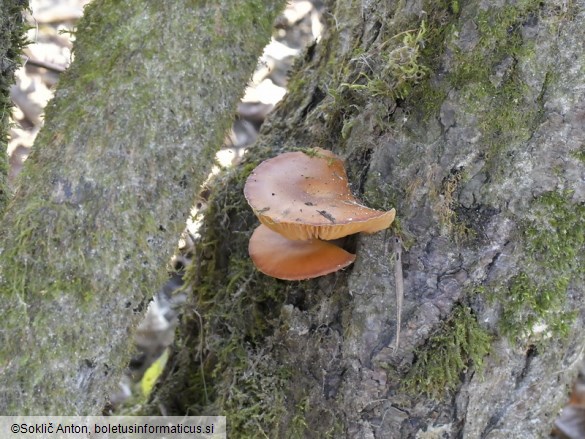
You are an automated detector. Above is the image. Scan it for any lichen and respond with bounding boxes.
[404,305,491,399]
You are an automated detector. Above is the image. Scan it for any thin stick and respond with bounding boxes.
[24,57,67,73]
[392,236,403,350]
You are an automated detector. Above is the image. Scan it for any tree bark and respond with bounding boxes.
[154,0,585,438]
[0,0,284,414]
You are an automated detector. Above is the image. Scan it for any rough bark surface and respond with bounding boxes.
[155,0,585,438]
[0,0,284,414]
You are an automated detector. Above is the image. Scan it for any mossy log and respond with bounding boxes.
[0,0,285,414]
[153,0,585,437]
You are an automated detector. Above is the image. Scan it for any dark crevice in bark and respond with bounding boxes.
[516,345,538,388]
[300,85,326,119]
[363,19,383,50]
[481,408,506,439]
[347,146,373,195]
[485,251,503,275]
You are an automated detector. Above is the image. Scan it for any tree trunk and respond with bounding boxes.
[154,0,585,437]
[0,0,284,414]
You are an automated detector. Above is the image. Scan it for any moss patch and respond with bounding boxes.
[0,0,29,213]
[430,168,476,243]
[174,147,306,436]
[496,191,584,344]
[337,21,429,103]
[404,305,491,399]
[448,1,544,173]
[571,145,585,163]
[394,0,548,171]
[305,10,437,153]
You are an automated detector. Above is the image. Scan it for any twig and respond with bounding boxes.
[392,236,403,350]
[193,308,208,403]
[24,57,67,73]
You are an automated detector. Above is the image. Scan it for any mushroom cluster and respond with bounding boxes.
[244,148,396,280]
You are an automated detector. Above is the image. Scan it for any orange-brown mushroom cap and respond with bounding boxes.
[249,224,356,280]
[244,148,395,241]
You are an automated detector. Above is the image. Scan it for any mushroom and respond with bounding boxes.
[244,148,396,280]
[244,148,396,241]
[249,224,356,280]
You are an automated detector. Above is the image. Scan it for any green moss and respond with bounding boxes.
[362,181,397,213]
[409,79,448,122]
[335,21,429,103]
[447,1,543,172]
[289,396,310,439]
[404,305,491,399]
[396,0,457,120]
[398,0,540,126]
[0,185,169,412]
[495,191,584,343]
[284,72,307,99]
[49,0,286,172]
[571,145,585,163]
[217,345,289,436]
[175,148,304,436]
[0,146,8,213]
[305,10,440,151]
[432,169,476,243]
[0,0,29,213]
